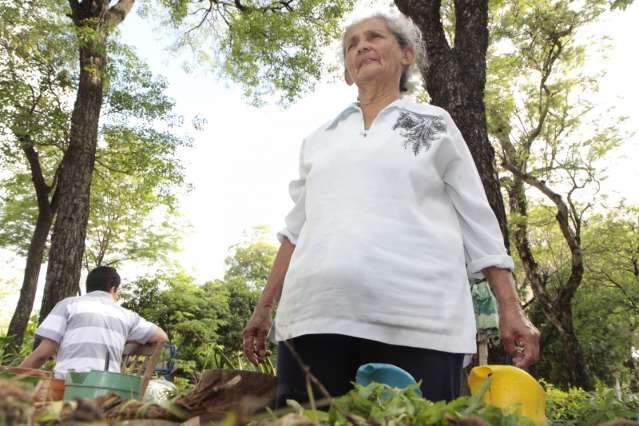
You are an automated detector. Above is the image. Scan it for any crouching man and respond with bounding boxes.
[20,266,168,378]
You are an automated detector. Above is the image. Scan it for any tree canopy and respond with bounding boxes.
[0,0,190,348]
[141,0,355,102]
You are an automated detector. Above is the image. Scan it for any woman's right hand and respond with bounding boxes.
[242,304,273,364]
[242,238,295,365]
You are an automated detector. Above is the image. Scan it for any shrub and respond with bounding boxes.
[544,381,638,425]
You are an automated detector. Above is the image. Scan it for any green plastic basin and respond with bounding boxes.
[63,370,141,401]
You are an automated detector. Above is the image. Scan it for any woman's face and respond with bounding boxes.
[343,18,414,89]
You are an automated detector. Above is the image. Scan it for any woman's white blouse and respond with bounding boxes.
[274,97,513,353]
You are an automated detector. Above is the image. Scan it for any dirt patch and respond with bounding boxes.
[49,369,276,424]
[0,378,35,425]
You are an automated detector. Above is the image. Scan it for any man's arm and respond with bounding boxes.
[483,266,540,368]
[126,325,168,345]
[149,327,168,343]
[19,337,59,369]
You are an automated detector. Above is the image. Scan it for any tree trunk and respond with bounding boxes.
[6,210,54,350]
[6,211,54,349]
[394,0,510,248]
[557,307,593,390]
[38,0,135,321]
[6,144,56,352]
[39,30,105,321]
[39,46,104,320]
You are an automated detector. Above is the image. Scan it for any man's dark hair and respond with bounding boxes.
[86,266,121,293]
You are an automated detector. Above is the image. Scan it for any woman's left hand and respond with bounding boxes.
[498,305,540,369]
[482,267,541,369]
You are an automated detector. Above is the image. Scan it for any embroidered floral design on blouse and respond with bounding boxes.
[392,111,447,155]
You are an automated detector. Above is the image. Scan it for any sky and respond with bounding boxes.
[1,1,638,325]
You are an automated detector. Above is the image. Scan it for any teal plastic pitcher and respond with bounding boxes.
[355,363,422,396]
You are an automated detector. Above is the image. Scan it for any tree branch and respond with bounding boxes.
[184,4,215,36]
[279,0,294,12]
[593,268,639,311]
[505,174,555,315]
[106,0,135,27]
[94,157,134,175]
[234,0,247,12]
[502,159,584,304]
[19,138,53,213]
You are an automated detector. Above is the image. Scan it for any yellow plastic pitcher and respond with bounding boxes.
[468,365,547,426]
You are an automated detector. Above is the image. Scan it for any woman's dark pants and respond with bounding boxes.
[275,333,464,408]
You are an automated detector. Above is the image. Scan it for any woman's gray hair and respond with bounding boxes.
[342,13,427,93]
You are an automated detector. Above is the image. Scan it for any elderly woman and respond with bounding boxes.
[243,13,539,404]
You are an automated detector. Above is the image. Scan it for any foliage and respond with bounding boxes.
[575,208,639,387]
[119,230,277,382]
[224,226,276,289]
[582,207,639,314]
[0,0,75,163]
[0,0,72,252]
[279,381,535,426]
[0,174,51,254]
[544,381,638,425]
[0,316,38,366]
[487,0,626,191]
[120,271,274,380]
[484,0,634,389]
[121,272,226,377]
[518,204,639,389]
[140,0,355,103]
[213,277,262,354]
[216,227,277,352]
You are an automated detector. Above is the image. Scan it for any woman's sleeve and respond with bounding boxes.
[440,112,514,279]
[276,140,308,245]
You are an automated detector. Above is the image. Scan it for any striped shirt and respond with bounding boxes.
[36,291,158,379]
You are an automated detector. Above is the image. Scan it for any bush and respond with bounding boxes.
[544,381,638,425]
[0,316,38,367]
